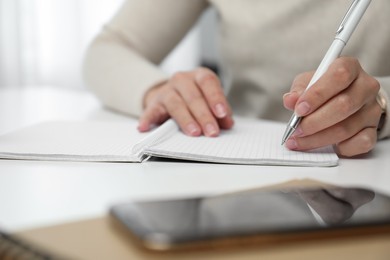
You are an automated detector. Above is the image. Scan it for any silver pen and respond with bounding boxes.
[281,0,372,145]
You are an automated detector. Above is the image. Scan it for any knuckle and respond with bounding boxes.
[191,107,214,123]
[196,69,218,87]
[309,87,326,102]
[336,94,354,114]
[171,71,188,83]
[163,89,177,101]
[196,111,211,121]
[337,129,376,157]
[207,90,225,103]
[334,64,352,83]
[166,102,182,114]
[200,74,217,86]
[367,77,380,93]
[187,93,204,106]
[196,67,214,75]
[334,124,350,139]
[358,132,376,153]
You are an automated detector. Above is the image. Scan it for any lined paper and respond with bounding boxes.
[0,118,338,166]
[0,121,147,162]
[145,118,338,166]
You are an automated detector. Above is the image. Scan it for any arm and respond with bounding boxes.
[83,0,209,117]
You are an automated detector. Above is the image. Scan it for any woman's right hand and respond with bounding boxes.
[138,67,234,137]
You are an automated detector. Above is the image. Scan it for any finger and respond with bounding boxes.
[283,72,313,110]
[162,88,202,136]
[172,71,220,137]
[296,73,379,137]
[335,127,377,157]
[286,102,380,151]
[283,91,300,111]
[194,68,233,120]
[138,103,169,132]
[214,113,234,131]
[294,57,360,117]
[218,116,235,130]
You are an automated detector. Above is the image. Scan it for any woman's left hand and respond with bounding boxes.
[283,57,382,157]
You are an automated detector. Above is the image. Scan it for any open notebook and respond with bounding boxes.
[0,117,338,166]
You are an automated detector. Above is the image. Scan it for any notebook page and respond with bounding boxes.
[144,117,338,167]
[132,119,178,158]
[0,121,149,162]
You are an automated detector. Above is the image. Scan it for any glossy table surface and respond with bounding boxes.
[1,87,390,232]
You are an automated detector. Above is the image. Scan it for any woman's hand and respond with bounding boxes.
[138,67,234,137]
[283,57,382,157]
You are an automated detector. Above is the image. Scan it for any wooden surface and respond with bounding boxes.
[16,216,390,260]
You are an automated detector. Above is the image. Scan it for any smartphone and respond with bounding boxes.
[110,186,390,252]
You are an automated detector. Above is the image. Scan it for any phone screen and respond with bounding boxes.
[110,186,390,251]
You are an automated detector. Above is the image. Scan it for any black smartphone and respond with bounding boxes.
[110,185,390,252]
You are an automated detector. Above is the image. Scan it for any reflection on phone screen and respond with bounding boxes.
[111,187,390,248]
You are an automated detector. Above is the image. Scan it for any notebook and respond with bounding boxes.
[0,117,338,166]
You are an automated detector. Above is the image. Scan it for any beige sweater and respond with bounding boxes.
[83,0,390,137]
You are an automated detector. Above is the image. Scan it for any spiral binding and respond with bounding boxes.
[0,230,62,260]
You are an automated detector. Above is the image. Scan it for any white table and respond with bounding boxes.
[1,87,390,232]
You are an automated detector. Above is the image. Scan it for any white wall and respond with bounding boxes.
[0,0,126,88]
[0,0,204,89]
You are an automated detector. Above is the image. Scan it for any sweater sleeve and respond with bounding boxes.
[83,0,208,117]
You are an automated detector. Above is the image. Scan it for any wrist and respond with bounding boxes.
[376,88,388,139]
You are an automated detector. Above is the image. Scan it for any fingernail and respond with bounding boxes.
[283,92,291,99]
[283,91,298,99]
[186,123,200,136]
[205,123,218,137]
[296,102,310,116]
[285,139,298,150]
[215,103,227,118]
[137,121,150,132]
[292,127,303,137]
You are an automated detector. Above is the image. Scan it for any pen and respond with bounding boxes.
[281,0,372,145]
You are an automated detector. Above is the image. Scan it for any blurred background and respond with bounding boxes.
[0,0,218,90]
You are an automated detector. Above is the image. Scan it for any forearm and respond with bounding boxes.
[83,0,208,117]
[83,32,168,117]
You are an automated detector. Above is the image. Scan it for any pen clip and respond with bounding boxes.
[336,0,360,34]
